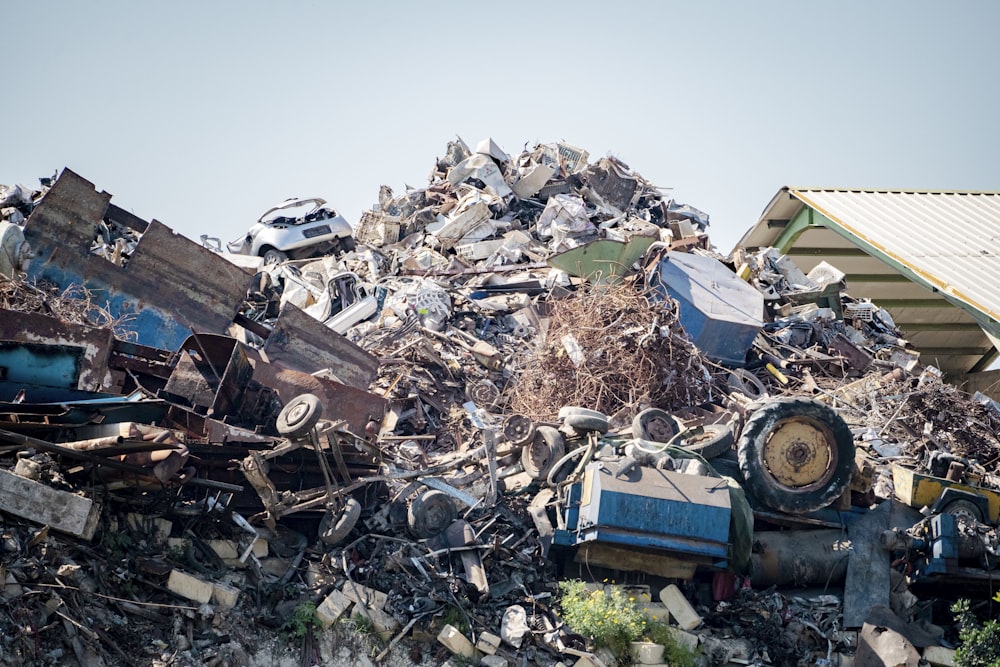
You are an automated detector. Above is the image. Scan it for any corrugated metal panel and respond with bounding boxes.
[790,189,1000,325]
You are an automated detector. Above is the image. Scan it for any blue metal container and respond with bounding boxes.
[558,461,732,568]
[648,251,763,366]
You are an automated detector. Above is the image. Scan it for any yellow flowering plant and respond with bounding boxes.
[557,580,648,661]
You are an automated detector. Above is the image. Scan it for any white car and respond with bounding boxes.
[228,197,355,264]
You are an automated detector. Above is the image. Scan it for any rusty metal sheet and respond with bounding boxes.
[0,309,115,393]
[23,169,254,352]
[250,359,386,438]
[262,302,379,389]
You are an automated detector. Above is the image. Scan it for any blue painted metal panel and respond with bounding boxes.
[648,251,763,366]
[0,343,82,389]
[563,462,732,565]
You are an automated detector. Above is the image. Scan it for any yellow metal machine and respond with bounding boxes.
[892,464,1000,524]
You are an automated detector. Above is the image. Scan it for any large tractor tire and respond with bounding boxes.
[737,397,855,514]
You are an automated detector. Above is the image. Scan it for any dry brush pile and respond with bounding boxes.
[506,283,717,421]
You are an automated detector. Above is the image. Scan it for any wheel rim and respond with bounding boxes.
[761,417,836,489]
[527,438,553,469]
[284,401,310,428]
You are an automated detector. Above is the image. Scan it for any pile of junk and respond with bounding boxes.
[0,138,998,667]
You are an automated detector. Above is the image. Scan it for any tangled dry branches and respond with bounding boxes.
[506,283,716,421]
[1,274,137,339]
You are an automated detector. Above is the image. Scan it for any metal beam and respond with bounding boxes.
[786,247,871,257]
[896,322,985,332]
[846,274,913,283]
[917,347,993,357]
[877,299,952,308]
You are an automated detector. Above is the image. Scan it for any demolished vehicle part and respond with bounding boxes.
[737,397,856,514]
[275,393,323,439]
[521,425,566,481]
[675,423,735,460]
[547,237,656,285]
[228,197,355,263]
[23,170,253,352]
[407,489,458,538]
[748,529,850,587]
[632,408,680,442]
[555,460,733,568]
[647,250,763,366]
[319,496,361,546]
[891,464,1000,524]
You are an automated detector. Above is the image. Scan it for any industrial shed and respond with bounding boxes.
[736,187,1000,385]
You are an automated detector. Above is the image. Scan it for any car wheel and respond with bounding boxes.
[276,394,323,438]
[339,236,357,253]
[408,490,458,538]
[521,426,565,480]
[943,498,984,525]
[737,397,855,514]
[319,498,361,546]
[261,247,289,264]
[632,408,680,442]
[676,423,735,459]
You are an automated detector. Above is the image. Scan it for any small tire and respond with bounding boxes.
[276,394,323,438]
[632,408,680,442]
[676,423,734,460]
[943,498,985,525]
[737,397,855,514]
[262,247,289,265]
[521,426,566,480]
[564,412,609,435]
[728,369,768,400]
[319,498,361,546]
[408,490,458,539]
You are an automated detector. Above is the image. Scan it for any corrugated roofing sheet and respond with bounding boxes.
[788,188,1000,324]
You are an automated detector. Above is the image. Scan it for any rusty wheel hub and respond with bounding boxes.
[762,418,835,488]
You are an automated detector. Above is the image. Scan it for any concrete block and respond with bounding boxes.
[480,655,508,667]
[476,630,501,655]
[437,623,476,658]
[207,538,267,560]
[659,584,702,630]
[167,569,213,604]
[211,581,240,609]
[923,646,957,667]
[316,589,353,628]
[667,627,699,653]
[640,602,670,622]
[0,467,99,540]
[341,581,388,610]
[354,603,399,642]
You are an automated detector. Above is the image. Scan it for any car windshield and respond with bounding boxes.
[259,198,329,225]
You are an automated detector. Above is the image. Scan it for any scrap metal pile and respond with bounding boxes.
[1,140,999,667]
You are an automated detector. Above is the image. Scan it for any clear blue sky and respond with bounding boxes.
[3,1,998,255]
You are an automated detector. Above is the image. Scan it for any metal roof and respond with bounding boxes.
[736,187,1000,376]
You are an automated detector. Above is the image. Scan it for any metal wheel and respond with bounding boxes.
[503,415,535,446]
[943,498,984,525]
[521,426,565,480]
[408,490,458,539]
[632,408,679,442]
[262,247,289,264]
[737,397,855,514]
[276,394,323,438]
